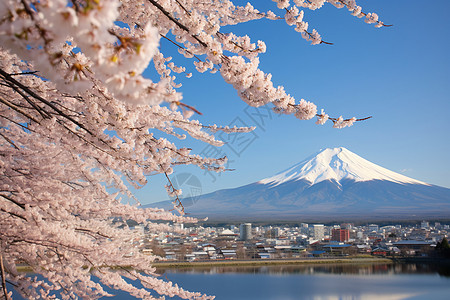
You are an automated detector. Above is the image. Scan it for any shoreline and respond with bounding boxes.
[14,257,390,273]
[152,257,393,269]
[17,256,449,273]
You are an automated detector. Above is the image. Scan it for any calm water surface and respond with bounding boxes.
[158,263,450,300]
[10,263,450,299]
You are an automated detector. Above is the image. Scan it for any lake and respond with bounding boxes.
[158,262,450,300]
[10,262,450,299]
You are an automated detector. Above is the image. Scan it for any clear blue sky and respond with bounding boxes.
[138,0,450,205]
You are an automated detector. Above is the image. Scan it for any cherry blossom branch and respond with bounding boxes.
[317,113,372,123]
[174,0,192,16]
[0,96,40,124]
[75,228,112,239]
[1,70,145,172]
[148,1,368,127]
[148,0,208,47]
[0,68,93,135]
[0,114,35,132]
[9,71,39,76]
[0,194,25,210]
[0,132,19,150]
[2,81,51,119]
[283,8,333,45]
[4,280,16,288]
[0,251,9,300]
[160,33,203,62]
[333,0,393,27]
[4,235,92,258]
[216,32,267,53]
[163,171,185,215]
[0,208,27,221]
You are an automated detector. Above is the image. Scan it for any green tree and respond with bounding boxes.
[436,237,450,258]
[441,237,450,249]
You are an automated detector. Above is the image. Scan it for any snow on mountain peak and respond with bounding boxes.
[259,147,429,187]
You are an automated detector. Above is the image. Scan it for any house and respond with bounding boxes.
[257,252,271,259]
[309,250,326,257]
[393,240,433,256]
[322,243,352,255]
[356,245,372,253]
[220,249,237,259]
[192,251,209,260]
[371,247,389,256]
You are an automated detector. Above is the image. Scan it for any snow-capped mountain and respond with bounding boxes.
[259,147,428,186]
[149,148,450,221]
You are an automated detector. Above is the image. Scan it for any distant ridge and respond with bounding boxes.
[148,148,450,221]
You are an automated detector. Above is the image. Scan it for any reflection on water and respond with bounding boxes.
[157,262,450,278]
[161,263,450,300]
[9,263,450,300]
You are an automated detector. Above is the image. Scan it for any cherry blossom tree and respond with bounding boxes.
[0,0,389,299]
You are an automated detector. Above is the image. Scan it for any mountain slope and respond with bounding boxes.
[148,148,450,221]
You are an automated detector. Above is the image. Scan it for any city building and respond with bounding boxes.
[421,221,430,229]
[217,229,238,241]
[300,223,309,235]
[368,224,379,232]
[240,223,252,241]
[313,224,325,241]
[331,228,350,242]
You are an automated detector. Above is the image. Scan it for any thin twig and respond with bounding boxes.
[163,171,184,215]
[0,208,27,221]
[9,71,39,76]
[175,101,203,115]
[160,34,202,62]
[174,0,191,16]
[75,228,111,239]
[0,96,40,124]
[0,250,9,300]
[0,194,26,210]
[0,114,35,132]
[0,132,19,150]
[2,78,51,119]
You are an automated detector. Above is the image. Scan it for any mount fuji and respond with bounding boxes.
[150,147,450,221]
